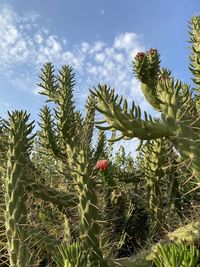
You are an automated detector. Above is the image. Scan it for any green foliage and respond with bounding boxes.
[153,242,200,267]
[114,145,134,173]
[52,242,88,267]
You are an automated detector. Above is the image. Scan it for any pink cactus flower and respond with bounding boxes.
[95,160,109,171]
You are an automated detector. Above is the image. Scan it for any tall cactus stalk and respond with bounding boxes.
[74,149,107,267]
[142,137,181,232]
[4,111,34,267]
[189,16,200,111]
[142,139,165,233]
[38,63,107,266]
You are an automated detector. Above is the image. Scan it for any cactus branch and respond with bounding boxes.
[92,85,169,141]
[5,111,35,267]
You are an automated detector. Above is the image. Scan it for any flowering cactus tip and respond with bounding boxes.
[95,159,109,171]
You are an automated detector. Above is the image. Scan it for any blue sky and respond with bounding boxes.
[0,0,199,154]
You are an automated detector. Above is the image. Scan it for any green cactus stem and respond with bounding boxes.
[92,85,169,141]
[26,180,77,213]
[91,62,200,183]
[4,111,35,267]
[133,49,161,111]
[73,149,108,267]
[38,63,107,266]
[189,16,200,99]
[142,139,165,233]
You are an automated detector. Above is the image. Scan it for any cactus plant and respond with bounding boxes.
[91,23,200,185]
[4,111,35,267]
[52,242,88,267]
[2,14,200,267]
[38,63,108,266]
[142,138,165,233]
[140,137,181,233]
[88,15,200,255]
[153,242,200,267]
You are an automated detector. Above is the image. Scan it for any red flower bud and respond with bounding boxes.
[95,160,109,171]
[135,52,146,61]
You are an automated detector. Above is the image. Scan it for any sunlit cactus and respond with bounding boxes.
[4,111,34,267]
[92,29,200,185]
[189,16,200,109]
[89,16,200,250]
[2,13,200,267]
[38,63,108,266]
[153,241,200,267]
[52,242,88,267]
[142,138,165,233]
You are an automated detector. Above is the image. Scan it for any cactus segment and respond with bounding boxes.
[38,64,108,266]
[91,85,169,141]
[5,111,35,267]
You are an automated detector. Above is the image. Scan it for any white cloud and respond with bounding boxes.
[0,5,155,120]
[35,34,43,44]
[89,41,105,54]
[114,32,144,57]
[80,42,90,52]
[0,5,162,157]
[95,53,106,63]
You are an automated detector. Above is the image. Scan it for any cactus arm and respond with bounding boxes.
[156,74,200,181]
[142,139,165,233]
[74,149,108,267]
[38,63,58,102]
[93,130,107,163]
[55,65,77,148]
[133,49,162,111]
[92,85,169,141]
[26,181,77,212]
[38,64,78,155]
[81,93,96,152]
[188,16,200,96]
[39,106,63,159]
[5,111,35,267]
[66,129,108,266]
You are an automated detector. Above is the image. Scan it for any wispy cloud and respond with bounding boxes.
[0,5,157,155]
[0,6,145,98]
